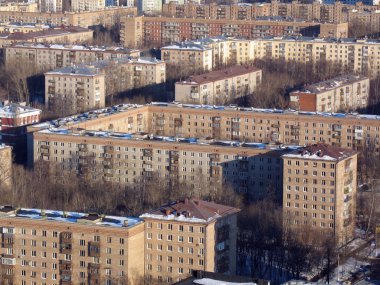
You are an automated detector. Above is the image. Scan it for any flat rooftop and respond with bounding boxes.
[0,26,91,40]
[0,103,41,117]
[293,74,368,94]
[7,42,139,54]
[162,42,211,51]
[178,65,261,85]
[30,102,380,134]
[0,206,142,229]
[258,36,380,44]
[45,65,102,76]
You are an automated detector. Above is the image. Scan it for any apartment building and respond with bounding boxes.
[0,23,50,34]
[121,16,332,48]
[0,7,137,28]
[253,36,380,78]
[282,143,357,245]
[140,199,240,283]
[161,43,213,71]
[45,57,165,106]
[289,74,370,112]
[45,66,106,112]
[0,102,41,131]
[0,26,93,48]
[28,102,380,163]
[161,37,259,70]
[138,0,163,14]
[71,0,106,12]
[38,0,63,12]
[0,206,145,285]
[4,43,140,74]
[0,2,38,12]
[162,1,380,24]
[175,65,262,105]
[0,145,12,190]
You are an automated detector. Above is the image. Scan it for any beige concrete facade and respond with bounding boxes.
[162,1,379,24]
[0,7,137,28]
[289,74,370,112]
[140,199,240,283]
[175,66,262,105]
[4,44,140,74]
[0,23,50,34]
[282,144,357,245]
[0,27,93,48]
[120,16,143,48]
[45,66,106,112]
[0,2,38,12]
[254,37,380,78]
[0,145,12,190]
[0,207,145,285]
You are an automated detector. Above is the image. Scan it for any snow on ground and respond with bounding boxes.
[193,279,256,285]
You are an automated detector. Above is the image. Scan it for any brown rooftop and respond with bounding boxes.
[285,142,357,161]
[181,65,261,85]
[143,198,240,222]
[0,26,90,40]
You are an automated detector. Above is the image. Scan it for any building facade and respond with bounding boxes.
[4,44,140,75]
[140,199,240,283]
[45,66,106,112]
[175,65,262,105]
[253,36,380,78]
[0,2,38,12]
[0,206,145,285]
[162,1,380,23]
[282,143,357,245]
[289,74,370,112]
[0,7,137,28]
[121,16,338,48]
[0,26,93,48]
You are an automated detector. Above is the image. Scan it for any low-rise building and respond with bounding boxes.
[5,43,140,74]
[0,26,93,48]
[282,143,358,245]
[0,206,145,284]
[0,22,50,33]
[0,145,12,190]
[0,102,41,131]
[45,66,106,113]
[289,74,369,112]
[175,65,262,105]
[140,199,240,283]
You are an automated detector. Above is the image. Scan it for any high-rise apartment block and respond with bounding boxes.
[71,0,106,12]
[289,74,370,112]
[282,143,357,245]
[45,66,106,112]
[140,199,240,283]
[5,43,140,74]
[121,16,342,48]
[138,0,163,14]
[0,206,145,285]
[175,66,262,105]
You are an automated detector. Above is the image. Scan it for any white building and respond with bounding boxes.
[138,0,162,14]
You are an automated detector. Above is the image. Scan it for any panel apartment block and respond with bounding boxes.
[5,44,140,75]
[45,66,106,113]
[289,74,370,112]
[121,16,324,48]
[254,36,380,78]
[282,143,357,246]
[175,66,262,105]
[140,199,240,283]
[0,206,145,285]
